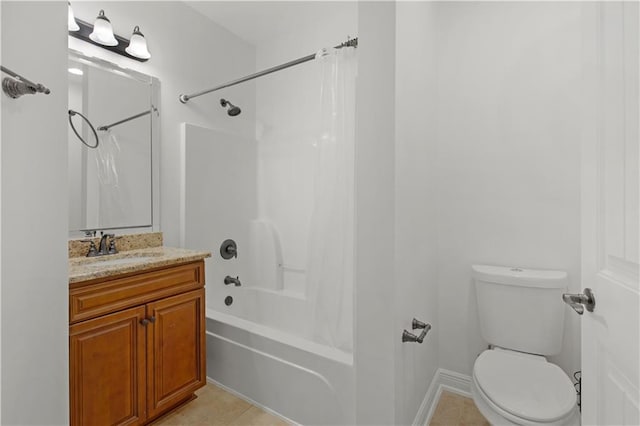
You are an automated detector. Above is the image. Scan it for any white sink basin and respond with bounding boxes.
[90,256,155,267]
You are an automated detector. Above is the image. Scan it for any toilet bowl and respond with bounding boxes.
[471,265,580,425]
[471,348,579,425]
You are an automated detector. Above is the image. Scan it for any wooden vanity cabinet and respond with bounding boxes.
[69,261,206,426]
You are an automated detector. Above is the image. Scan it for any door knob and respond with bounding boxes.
[562,288,595,315]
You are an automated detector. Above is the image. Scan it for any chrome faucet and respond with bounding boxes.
[83,232,117,257]
[224,276,242,286]
[98,233,110,254]
[98,232,117,254]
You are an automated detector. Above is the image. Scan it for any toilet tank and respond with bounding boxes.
[473,265,568,356]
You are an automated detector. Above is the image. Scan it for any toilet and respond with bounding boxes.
[471,265,580,426]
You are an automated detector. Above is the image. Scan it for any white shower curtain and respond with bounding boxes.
[306,46,357,352]
[95,131,126,226]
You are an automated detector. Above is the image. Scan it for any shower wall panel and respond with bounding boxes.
[181,123,257,312]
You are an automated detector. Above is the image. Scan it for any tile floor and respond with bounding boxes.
[151,383,288,426]
[152,383,488,426]
[428,391,490,426]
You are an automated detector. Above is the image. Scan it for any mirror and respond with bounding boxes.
[68,49,159,236]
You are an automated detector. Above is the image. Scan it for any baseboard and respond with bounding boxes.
[438,368,472,398]
[413,368,472,426]
[206,377,300,425]
[412,369,441,426]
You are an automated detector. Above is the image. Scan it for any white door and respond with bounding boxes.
[580,3,639,425]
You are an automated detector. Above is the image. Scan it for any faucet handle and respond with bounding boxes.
[108,239,118,254]
[81,239,98,257]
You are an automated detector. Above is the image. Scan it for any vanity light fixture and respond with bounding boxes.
[68,12,151,62]
[125,26,151,60]
[89,10,118,46]
[68,2,79,32]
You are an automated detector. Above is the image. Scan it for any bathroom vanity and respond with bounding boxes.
[68,242,211,425]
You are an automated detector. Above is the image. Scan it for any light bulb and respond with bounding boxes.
[125,26,151,60]
[89,10,117,46]
[68,2,79,32]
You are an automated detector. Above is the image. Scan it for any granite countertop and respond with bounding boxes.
[69,246,211,284]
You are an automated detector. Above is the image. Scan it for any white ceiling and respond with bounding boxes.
[184,1,354,46]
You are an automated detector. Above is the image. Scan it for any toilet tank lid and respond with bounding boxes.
[472,265,568,289]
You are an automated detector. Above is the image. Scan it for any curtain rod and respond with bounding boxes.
[1,65,50,98]
[179,37,357,104]
[97,107,156,131]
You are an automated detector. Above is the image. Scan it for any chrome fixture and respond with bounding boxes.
[1,65,50,99]
[220,239,238,259]
[68,109,99,148]
[402,318,432,343]
[68,8,151,62]
[83,240,99,257]
[402,330,420,343]
[220,99,241,117]
[82,232,118,257]
[562,288,596,315]
[97,107,157,131]
[224,276,242,286]
[179,37,358,104]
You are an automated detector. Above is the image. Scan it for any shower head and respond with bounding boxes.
[220,98,241,117]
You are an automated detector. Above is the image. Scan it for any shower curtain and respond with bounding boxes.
[94,131,126,226]
[306,46,357,353]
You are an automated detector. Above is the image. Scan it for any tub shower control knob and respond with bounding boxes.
[220,239,238,259]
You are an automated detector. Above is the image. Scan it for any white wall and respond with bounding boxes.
[434,2,583,377]
[394,2,440,424]
[1,2,69,423]
[70,1,256,247]
[254,2,357,295]
[354,2,397,424]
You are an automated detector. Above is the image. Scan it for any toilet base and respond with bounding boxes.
[471,373,581,426]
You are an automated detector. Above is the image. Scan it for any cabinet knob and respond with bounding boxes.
[148,316,156,323]
[140,318,150,326]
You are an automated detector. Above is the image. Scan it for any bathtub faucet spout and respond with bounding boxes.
[224,275,242,286]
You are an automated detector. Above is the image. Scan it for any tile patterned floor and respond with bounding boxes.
[152,383,487,426]
[428,391,490,426]
[151,383,289,426]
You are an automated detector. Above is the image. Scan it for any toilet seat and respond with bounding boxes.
[473,349,577,424]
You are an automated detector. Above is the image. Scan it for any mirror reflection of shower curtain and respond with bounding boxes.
[306,47,356,352]
[94,131,126,226]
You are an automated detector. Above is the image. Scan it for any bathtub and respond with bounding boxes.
[206,309,355,425]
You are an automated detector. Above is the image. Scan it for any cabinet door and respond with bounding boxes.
[70,306,147,426]
[146,288,206,419]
